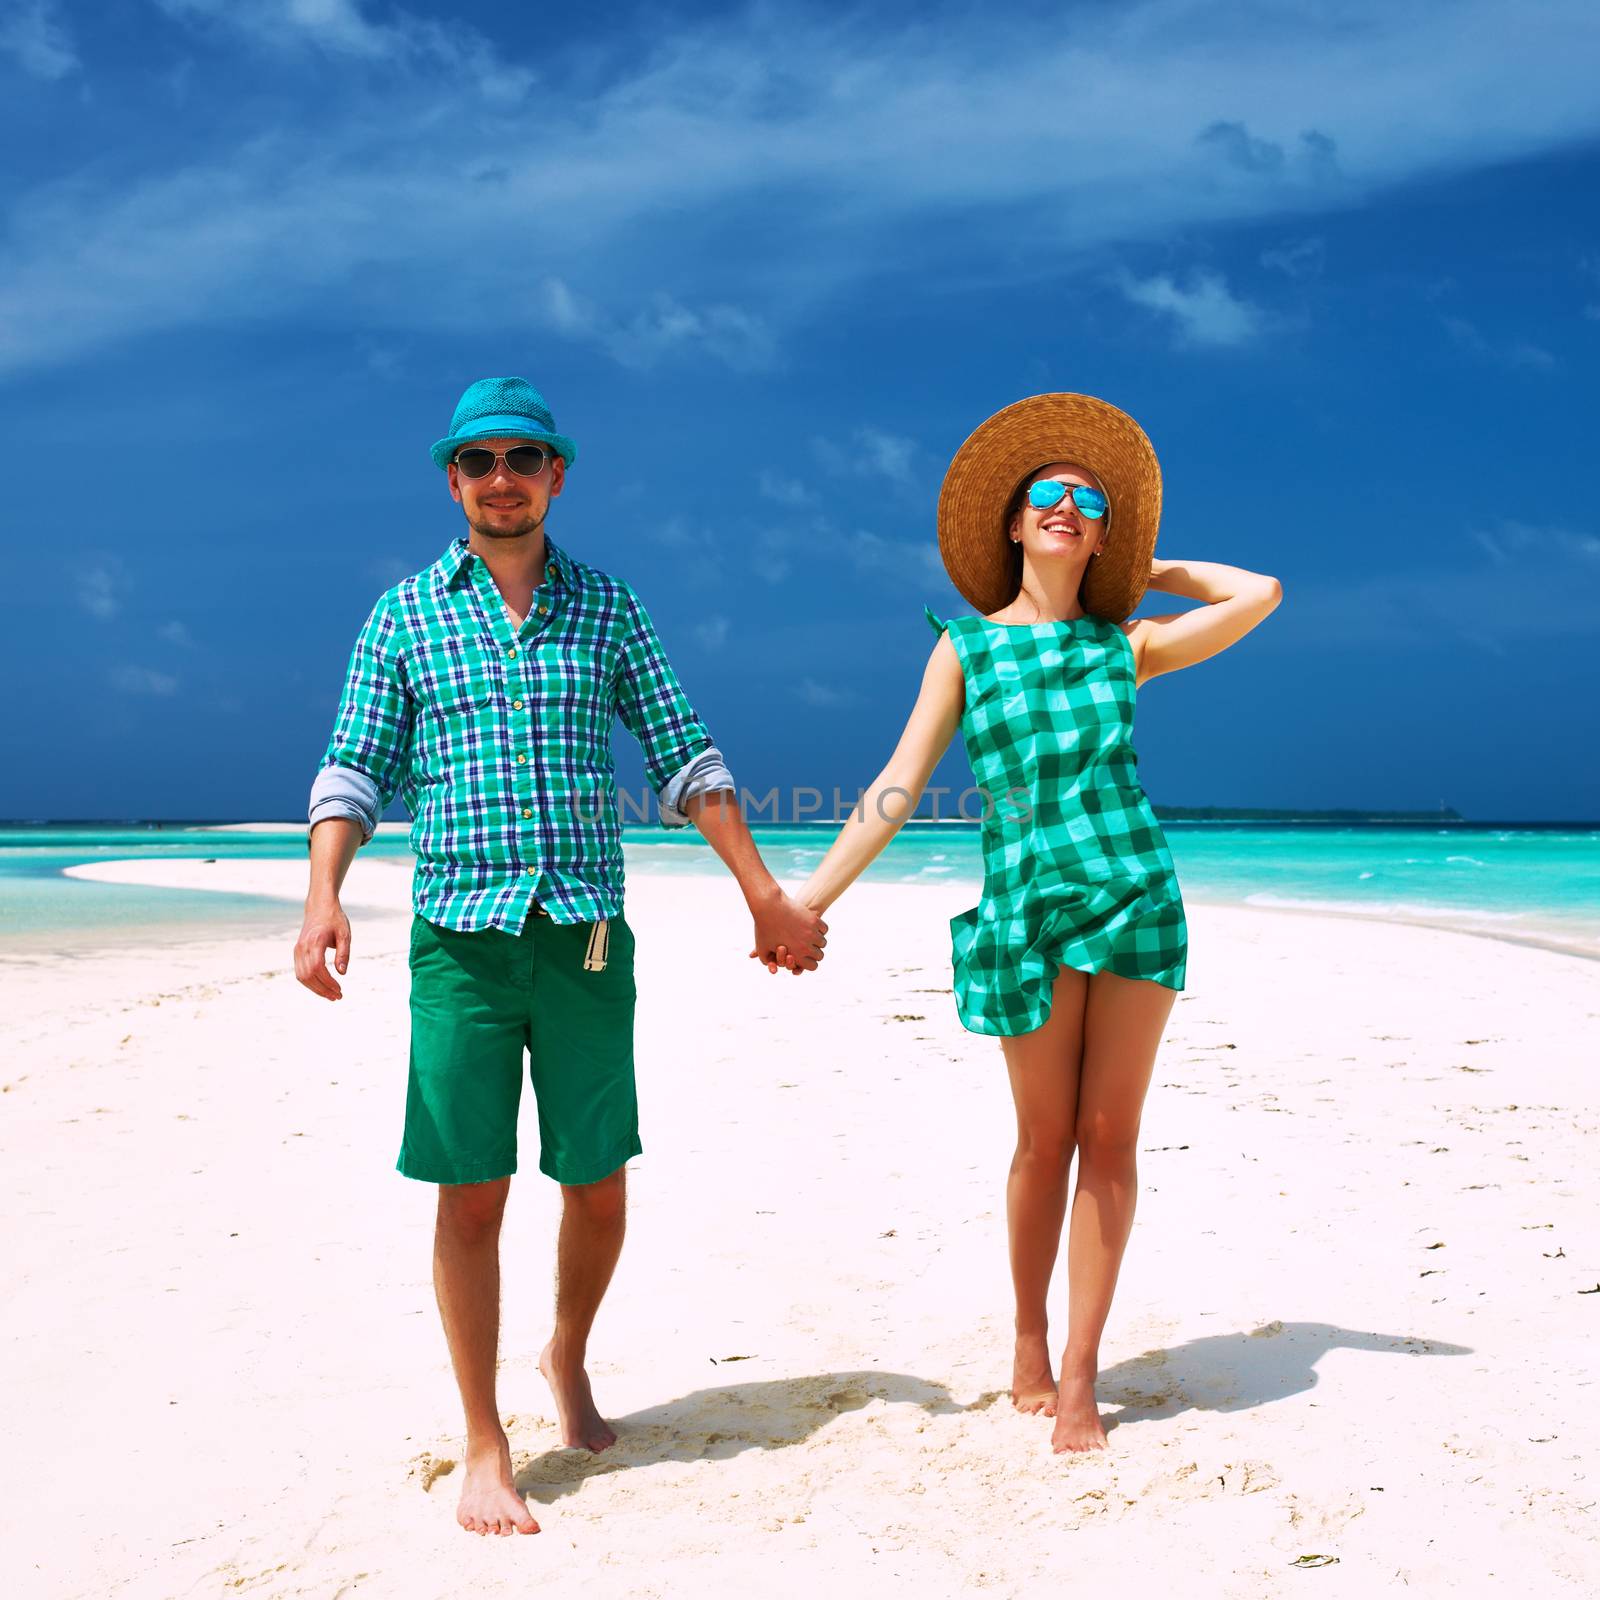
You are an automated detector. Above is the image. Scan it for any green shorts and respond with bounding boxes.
[399,905,640,1187]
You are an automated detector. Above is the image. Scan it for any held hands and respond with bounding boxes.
[747,886,828,977]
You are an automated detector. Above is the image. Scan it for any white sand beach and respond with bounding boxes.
[3,854,1597,1598]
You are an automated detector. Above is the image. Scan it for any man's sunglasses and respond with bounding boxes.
[452,444,554,480]
[1027,479,1108,520]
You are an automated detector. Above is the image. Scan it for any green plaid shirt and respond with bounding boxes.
[317,532,716,930]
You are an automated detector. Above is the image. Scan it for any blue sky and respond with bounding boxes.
[2,0,1597,824]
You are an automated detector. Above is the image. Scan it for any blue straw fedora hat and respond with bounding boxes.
[430,376,578,471]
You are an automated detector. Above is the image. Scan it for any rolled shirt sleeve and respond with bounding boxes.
[308,764,381,843]
[658,744,737,829]
[309,594,415,846]
[613,583,721,824]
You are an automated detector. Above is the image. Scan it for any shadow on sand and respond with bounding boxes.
[513,1369,974,1502]
[1097,1319,1473,1434]
[510,1322,1472,1495]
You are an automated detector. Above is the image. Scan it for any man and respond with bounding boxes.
[294,375,827,1539]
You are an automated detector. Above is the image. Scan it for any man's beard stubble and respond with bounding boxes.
[465,500,548,541]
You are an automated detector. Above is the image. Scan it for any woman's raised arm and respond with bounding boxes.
[1127,558,1282,687]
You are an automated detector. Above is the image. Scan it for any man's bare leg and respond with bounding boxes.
[433,1177,539,1536]
[538,1163,627,1451]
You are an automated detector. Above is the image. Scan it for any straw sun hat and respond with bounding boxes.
[935,393,1162,622]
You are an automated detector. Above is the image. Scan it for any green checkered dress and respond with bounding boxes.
[924,604,1187,1035]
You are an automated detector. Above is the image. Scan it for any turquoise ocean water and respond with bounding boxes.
[2,821,1597,962]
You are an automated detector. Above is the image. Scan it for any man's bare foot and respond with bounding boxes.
[1012,1332,1059,1416]
[457,1436,539,1536]
[539,1338,617,1452]
[1050,1373,1108,1453]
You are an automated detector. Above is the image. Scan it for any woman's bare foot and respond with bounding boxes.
[1012,1332,1059,1415]
[1050,1373,1108,1453]
[457,1436,539,1536]
[539,1338,618,1452]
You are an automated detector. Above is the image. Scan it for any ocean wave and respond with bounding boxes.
[1243,892,1528,923]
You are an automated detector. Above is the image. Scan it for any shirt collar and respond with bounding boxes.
[436,531,577,595]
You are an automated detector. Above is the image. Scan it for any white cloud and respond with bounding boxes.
[838,527,944,581]
[539,277,774,373]
[746,528,794,585]
[1580,253,1600,321]
[152,0,387,56]
[757,470,816,508]
[365,552,418,586]
[158,620,196,647]
[855,427,916,486]
[110,664,180,696]
[1260,236,1325,278]
[542,277,592,337]
[797,677,863,708]
[747,516,943,587]
[691,615,730,651]
[608,294,776,374]
[1116,268,1262,348]
[3,1,1600,375]
[362,342,404,379]
[0,0,77,79]
[651,517,702,552]
[814,427,920,485]
[1442,316,1556,372]
[150,0,533,100]
[1262,517,1600,653]
[1473,520,1600,567]
[77,559,126,619]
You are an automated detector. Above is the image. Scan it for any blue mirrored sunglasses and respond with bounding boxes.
[1027,479,1108,519]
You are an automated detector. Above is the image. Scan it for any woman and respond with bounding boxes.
[771,393,1281,1453]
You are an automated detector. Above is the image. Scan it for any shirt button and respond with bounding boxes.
[522,808,532,818]
[536,604,548,615]
[517,753,527,763]
[506,645,518,658]
[525,867,535,875]
[512,699,524,710]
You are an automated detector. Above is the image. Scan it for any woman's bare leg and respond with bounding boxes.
[999,964,1089,1414]
[1051,969,1177,1452]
